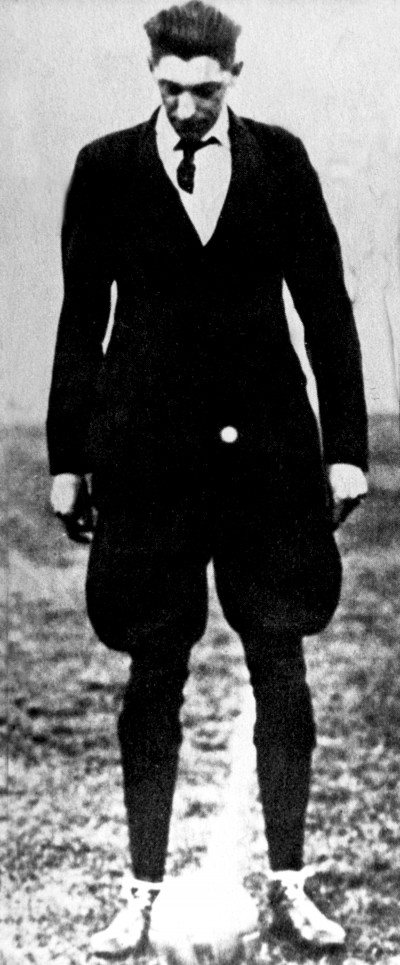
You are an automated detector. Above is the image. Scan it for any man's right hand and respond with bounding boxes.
[50,473,94,542]
[50,473,82,516]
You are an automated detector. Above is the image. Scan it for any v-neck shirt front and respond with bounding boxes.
[156,106,232,246]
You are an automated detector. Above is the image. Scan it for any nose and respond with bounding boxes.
[176,91,196,120]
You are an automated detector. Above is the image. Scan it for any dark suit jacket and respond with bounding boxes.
[47,109,368,501]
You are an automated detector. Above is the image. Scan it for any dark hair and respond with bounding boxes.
[144,1,241,70]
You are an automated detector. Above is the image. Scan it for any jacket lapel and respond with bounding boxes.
[122,108,275,253]
[209,109,274,245]
[135,109,205,250]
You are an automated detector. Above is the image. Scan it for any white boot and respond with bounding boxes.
[90,875,162,960]
[268,868,345,948]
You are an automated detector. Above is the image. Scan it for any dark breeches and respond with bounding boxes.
[87,452,341,876]
[87,450,342,652]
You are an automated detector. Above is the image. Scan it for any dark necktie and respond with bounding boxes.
[174,136,220,194]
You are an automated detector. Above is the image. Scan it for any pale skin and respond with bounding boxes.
[150,54,243,140]
[50,54,368,526]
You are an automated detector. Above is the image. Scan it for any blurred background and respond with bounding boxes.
[2,0,400,424]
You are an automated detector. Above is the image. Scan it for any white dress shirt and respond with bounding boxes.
[156,105,232,246]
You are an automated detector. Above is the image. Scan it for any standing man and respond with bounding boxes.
[47,1,368,957]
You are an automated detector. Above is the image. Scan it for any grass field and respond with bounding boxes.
[2,417,400,965]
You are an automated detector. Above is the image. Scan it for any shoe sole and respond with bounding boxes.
[269,919,345,950]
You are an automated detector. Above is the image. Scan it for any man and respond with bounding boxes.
[47,1,368,957]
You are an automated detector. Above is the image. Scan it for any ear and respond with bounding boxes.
[231,61,244,79]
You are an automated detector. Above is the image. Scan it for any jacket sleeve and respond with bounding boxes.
[46,145,112,475]
[282,136,368,472]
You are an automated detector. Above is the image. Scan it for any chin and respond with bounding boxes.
[175,125,201,138]
[172,120,211,139]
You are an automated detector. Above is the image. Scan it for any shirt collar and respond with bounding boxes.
[156,104,230,153]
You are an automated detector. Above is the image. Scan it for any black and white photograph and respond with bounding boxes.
[2,1,400,962]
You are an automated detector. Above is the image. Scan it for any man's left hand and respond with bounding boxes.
[327,463,368,528]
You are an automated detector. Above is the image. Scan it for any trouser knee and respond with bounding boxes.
[241,630,317,753]
[117,632,193,772]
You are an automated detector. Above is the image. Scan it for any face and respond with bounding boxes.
[151,55,241,139]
